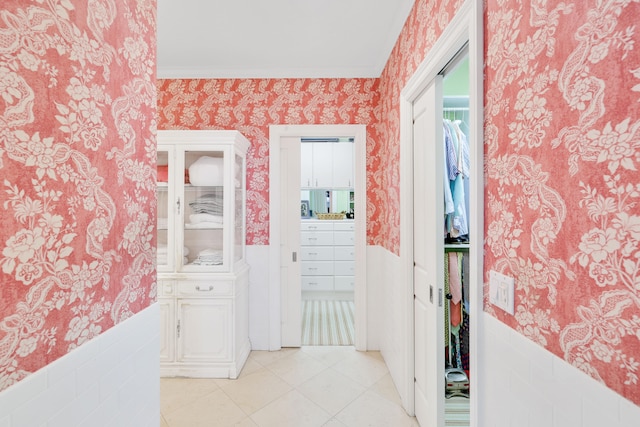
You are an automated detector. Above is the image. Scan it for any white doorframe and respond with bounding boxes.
[399,0,484,423]
[269,124,368,351]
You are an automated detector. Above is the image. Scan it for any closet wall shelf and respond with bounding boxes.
[444,243,470,251]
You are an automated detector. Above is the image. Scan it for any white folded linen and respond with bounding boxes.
[189,213,223,224]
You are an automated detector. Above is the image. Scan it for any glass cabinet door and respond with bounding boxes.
[181,149,226,271]
[234,153,245,264]
[157,146,173,271]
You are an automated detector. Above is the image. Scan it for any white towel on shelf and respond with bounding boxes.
[188,156,224,186]
[191,248,223,265]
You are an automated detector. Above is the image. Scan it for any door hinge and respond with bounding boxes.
[292,251,297,262]
[176,319,181,338]
[438,289,443,307]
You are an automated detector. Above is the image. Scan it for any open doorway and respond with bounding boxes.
[269,124,367,351]
[300,140,356,345]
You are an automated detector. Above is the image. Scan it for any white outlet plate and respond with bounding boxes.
[489,270,515,315]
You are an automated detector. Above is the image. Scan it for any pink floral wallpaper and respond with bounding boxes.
[157,78,379,245]
[0,0,157,392]
[375,0,462,251]
[485,0,640,406]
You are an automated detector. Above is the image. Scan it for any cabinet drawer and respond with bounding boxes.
[301,222,333,231]
[300,247,333,261]
[334,261,355,276]
[334,222,355,231]
[177,280,233,297]
[333,231,354,246]
[334,276,355,291]
[301,261,334,276]
[334,246,355,260]
[301,231,333,246]
[302,276,334,291]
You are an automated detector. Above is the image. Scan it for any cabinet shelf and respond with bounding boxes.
[184,224,224,230]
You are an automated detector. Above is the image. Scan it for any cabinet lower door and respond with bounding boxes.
[159,299,175,363]
[177,299,232,363]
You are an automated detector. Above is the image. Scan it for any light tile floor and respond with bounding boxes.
[160,346,419,427]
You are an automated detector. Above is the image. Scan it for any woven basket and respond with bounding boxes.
[316,213,345,220]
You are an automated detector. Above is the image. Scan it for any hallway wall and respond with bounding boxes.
[0,0,157,405]
[483,0,640,408]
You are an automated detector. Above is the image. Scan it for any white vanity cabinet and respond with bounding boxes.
[332,142,354,188]
[300,142,353,189]
[157,130,250,379]
[300,220,355,294]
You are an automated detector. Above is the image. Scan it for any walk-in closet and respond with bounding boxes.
[443,53,470,426]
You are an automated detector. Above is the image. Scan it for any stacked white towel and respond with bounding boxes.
[191,248,223,266]
[189,193,223,215]
[186,213,224,228]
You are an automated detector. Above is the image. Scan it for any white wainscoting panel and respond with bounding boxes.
[246,245,270,350]
[368,245,408,406]
[477,314,640,427]
[0,304,160,427]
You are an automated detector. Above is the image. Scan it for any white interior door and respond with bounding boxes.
[280,136,302,347]
[413,75,445,426]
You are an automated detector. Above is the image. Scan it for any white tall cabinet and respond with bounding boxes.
[157,130,250,379]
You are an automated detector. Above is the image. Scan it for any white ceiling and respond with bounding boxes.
[156,0,415,79]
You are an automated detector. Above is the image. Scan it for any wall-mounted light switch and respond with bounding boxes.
[489,270,515,315]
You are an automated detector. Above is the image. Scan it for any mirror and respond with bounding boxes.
[301,189,354,218]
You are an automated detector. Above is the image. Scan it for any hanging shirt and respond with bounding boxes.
[443,123,455,215]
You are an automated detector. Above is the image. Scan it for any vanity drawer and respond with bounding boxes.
[334,222,355,231]
[333,231,354,246]
[301,222,333,231]
[302,276,334,291]
[334,246,355,260]
[301,231,333,246]
[334,276,355,291]
[300,246,333,261]
[334,261,355,276]
[301,261,334,276]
